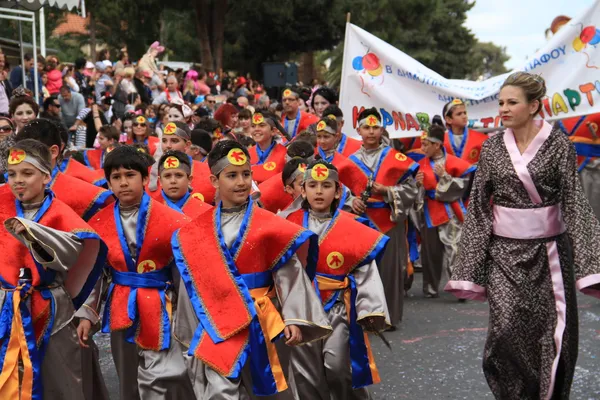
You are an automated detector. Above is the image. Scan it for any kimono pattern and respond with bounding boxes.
[445,122,600,400]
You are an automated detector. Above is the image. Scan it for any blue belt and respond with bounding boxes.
[102,267,172,349]
[241,271,273,290]
[366,201,390,209]
[425,190,436,200]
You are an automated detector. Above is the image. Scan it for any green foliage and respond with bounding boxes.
[466,41,510,80]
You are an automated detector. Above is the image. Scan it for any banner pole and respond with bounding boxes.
[339,13,351,105]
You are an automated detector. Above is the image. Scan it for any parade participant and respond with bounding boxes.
[237,108,254,136]
[445,72,600,399]
[80,145,195,400]
[160,121,216,204]
[0,138,107,399]
[9,89,38,133]
[82,125,120,170]
[281,88,318,140]
[153,150,212,218]
[558,113,600,219]
[339,107,419,328]
[249,111,287,183]
[315,117,347,165]
[321,105,362,158]
[258,157,308,214]
[171,140,332,399]
[310,87,337,118]
[188,128,212,162]
[442,99,487,164]
[16,119,113,220]
[415,125,476,298]
[285,160,390,400]
[130,115,159,155]
[196,117,225,144]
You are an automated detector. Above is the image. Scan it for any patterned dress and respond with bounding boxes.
[445,121,600,399]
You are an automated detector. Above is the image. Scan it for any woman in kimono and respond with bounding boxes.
[445,72,600,399]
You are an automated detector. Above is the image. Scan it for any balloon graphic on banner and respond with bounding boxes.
[362,53,382,76]
[573,25,598,51]
[352,56,364,71]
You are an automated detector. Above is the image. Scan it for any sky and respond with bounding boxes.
[466,0,596,69]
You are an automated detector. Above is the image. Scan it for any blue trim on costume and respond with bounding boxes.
[406,151,426,163]
[558,116,586,136]
[101,267,172,349]
[348,146,391,180]
[113,192,150,272]
[461,165,477,177]
[573,142,600,158]
[315,272,374,388]
[318,147,334,163]
[254,140,277,165]
[0,275,56,399]
[399,162,419,183]
[337,134,348,153]
[448,126,468,158]
[60,157,107,187]
[407,220,419,263]
[284,110,301,139]
[82,189,113,222]
[578,157,591,172]
[161,190,190,213]
[71,231,108,309]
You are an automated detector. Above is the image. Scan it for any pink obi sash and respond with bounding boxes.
[492,204,566,239]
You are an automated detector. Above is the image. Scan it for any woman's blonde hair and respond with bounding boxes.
[501,72,547,115]
[123,67,135,79]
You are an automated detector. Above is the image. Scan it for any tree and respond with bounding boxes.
[466,41,510,80]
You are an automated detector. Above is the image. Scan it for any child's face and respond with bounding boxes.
[316,131,337,152]
[161,135,189,153]
[251,122,273,146]
[97,133,114,150]
[210,164,252,208]
[357,125,382,149]
[421,139,441,158]
[239,117,251,129]
[445,105,468,130]
[159,168,190,201]
[302,179,340,213]
[108,167,148,207]
[8,162,50,203]
[284,175,303,198]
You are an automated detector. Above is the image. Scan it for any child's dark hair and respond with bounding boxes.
[322,104,343,119]
[208,140,250,176]
[17,118,62,148]
[238,108,252,120]
[103,145,152,179]
[301,159,341,212]
[295,130,317,147]
[190,128,213,154]
[287,139,314,158]
[282,158,307,187]
[99,125,121,142]
[357,107,380,122]
[159,150,191,172]
[237,135,256,148]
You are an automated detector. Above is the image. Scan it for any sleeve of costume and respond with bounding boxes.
[273,254,332,344]
[444,143,493,300]
[435,174,472,203]
[5,217,83,273]
[385,176,419,222]
[340,190,357,213]
[559,140,600,298]
[74,271,108,325]
[354,261,391,332]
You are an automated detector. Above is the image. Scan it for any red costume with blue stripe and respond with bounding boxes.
[558,113,600,171]
[443,127,487,164]
[90,193,190,351]
[249,142,287,183]
[418,151,476,228]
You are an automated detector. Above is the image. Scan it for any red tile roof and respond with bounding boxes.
[53,13,89,36]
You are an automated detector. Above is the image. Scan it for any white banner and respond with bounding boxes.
[339,0,600,138]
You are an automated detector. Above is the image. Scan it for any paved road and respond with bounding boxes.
[97,273,600,399]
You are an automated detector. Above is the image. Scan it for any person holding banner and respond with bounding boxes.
[281,88,318,140]
[445,72,600,399]
[338,108,419,327]
[442,99,488,164]
[558,113,600,219]
[415,124,476,298]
